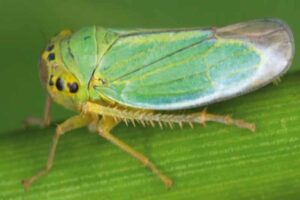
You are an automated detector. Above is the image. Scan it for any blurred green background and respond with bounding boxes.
[0,0,299,199]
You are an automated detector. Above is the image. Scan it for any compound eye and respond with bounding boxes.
[68,82,79,93]
[56,78,64,91]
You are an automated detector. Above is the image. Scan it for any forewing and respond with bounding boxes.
[93,19,294,110]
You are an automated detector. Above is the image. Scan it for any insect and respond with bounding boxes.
[22,18,294,190]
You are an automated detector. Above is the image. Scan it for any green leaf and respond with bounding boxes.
[0,0,299,199]
[1,71,299,199]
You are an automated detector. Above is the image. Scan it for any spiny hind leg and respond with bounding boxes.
[199,108,256,132]
[97,116,172,188]
[82,101,255,132]
[22,114,95,191]
[23,95,52,128]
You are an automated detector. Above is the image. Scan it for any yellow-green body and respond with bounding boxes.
[23,19,294,190]
[41,19,293,113]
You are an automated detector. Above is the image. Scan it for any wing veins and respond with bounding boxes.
[117,41,253,86]
[114,41,216,85]
[109,35,216,83]
[122,47,259,96]
[137,71,208,88]
[118,27,212,38]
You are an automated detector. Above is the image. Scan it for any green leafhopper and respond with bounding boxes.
[22,19,294,190]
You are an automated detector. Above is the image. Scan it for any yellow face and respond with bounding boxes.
[39,30,88,111]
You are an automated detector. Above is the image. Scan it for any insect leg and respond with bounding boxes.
[23,95,52,128]
[82,102,255,132]
[21,114,94,191]
[199,108,256,132]
[97,116,173,188]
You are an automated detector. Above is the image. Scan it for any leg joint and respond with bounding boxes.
[143,158,150,167]
[97,127,107,137]
[45,164,52,171]
[224,115,234,125]
[199,108,208,126]
[55,125,64,136]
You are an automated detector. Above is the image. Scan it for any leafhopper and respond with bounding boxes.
[23,19,294,190]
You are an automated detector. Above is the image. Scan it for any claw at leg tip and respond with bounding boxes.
[165,180,173,189]
[21,179,31,191]
[251,124,256,132]
[163,177,173,189]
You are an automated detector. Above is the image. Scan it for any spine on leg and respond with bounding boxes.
[83,102,256,131]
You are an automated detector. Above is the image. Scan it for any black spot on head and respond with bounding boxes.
[56,78,64,91]
[48,53,55,61]
[68,82,79,93]
[49,75,54,86]
[47,44,54,51]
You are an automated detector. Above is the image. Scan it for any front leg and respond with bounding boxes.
[97,116,173,188]
[22,114,95,190]
[23,95,52,128]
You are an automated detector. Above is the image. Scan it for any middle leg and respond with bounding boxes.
[97,116,173,188]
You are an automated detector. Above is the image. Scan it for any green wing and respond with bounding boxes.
[91,19,294,110]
